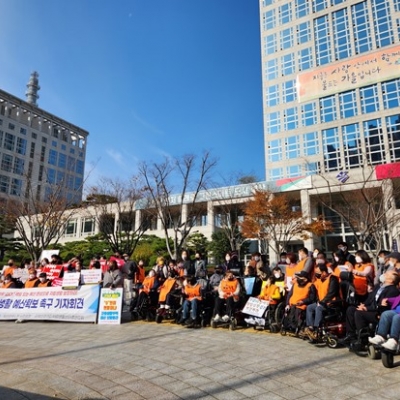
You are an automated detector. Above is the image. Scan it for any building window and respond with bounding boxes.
[364,118,384,165]
[382,79,400,109]
[395,0,400,12]
[282,80,297,103]
[372,0,394,48]
[303,131,319,156]
[76,159,84,175]
[342,123,362,168]
[387,115,400,162]
[286,135,300,159]
[322,127,341,171]
[61,144,66,151]
[263,9,276,30]
[74,177,83,190]
[65,220,77,237]
[20,127,27,135]
[279,3,292,24]
[266,111,280,134]
[10,178,22,196]
[42,137,47,143]
[52,140,57,147]
[32,132,37,139]
[305,162,320,175]
[266,84,280,107]
[266,59,278,80]
[52,128,59,138]
[314,15,331,66]
[295,0,309,18]
[352,2,372,54]
[0,131,3,147]
[360,85,379,114]
[0,175,9,193]
[4,133,15,151]
[320,96,337,122]
[269,167,284,181]
[339,90,357,118]
[284,107,298,131]
[81,218,95,236]
[297,21,311,44]
[66,174,74,190]
[38,165,44,181]
[8,123,15,131]
[332,8,351,60]
[47,168,56,184]
[30,142,35,159]
[280,28,293,50]
[58,153,66,168]
[1,154,13,172]
[48,149,58,165]
[264,33,277,55]
[313,0,327,13]
[13,157,24,175]
[287,165,301,178]
[268,139,282,162]
[281,53,295,76]
[298,47,313,71]
[301,102,317,126]
[16,137,27,155]
[40,146,46,162]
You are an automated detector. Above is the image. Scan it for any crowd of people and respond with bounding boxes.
[1,243,400,356]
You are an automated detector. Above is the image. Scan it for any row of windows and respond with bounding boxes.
[64,218,96,237]
[0,153,25,175]
[48,149,84,175]
[265,78,400,125]
[266,114,400,179]
[0,174,23,196]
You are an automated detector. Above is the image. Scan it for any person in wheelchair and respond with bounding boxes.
[179,276,202,327]
[130,270,159,313]
[212,271,241,323]
[304,264,340,340]
[157,274,182,318]
[284,271,316,333]
[342,270,400,346]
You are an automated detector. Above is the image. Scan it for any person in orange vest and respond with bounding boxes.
[350,249,374,303]
[135,260,146,284]
[38,272,52,287]
[179,276,202,326]
[130,270,158,313]
[212,271,241,323]
[1,274,16,288]
[3,259,18,278]
[304,264,340,339]
[296,247,314,278]
[24,268,40,288]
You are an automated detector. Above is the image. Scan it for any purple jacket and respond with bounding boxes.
[387,294,400,311]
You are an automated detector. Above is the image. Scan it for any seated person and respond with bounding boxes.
[342,270,399,344]
[304,264,340,339]
[284,271,316,332]
[1,274,16,289]
[209,266,224,293]
[369,292,400,351]
[130,270,158,312]
[38,272,52,287]
[242,266,262,297]
[179,276,202,326]
[103,261,123,289]
[213,271,241,322]
[24,268,40,288]
[157,275,181,315]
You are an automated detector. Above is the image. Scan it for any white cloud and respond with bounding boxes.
[131,110,164,136]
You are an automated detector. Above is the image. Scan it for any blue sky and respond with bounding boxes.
[0,0,264,189]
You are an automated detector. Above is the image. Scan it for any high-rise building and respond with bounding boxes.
[0,72,88,204]
[259,0,400,182]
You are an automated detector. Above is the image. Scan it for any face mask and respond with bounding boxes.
[280,258,286,263]
[195,256,200,260]
[139,262,144,266]
[39,278,46,283]
[8,263,13,266]
[4,279,10,283]
[225,257,230,262]
[182,255,187,260]
[254,256,260,261]
[338,246,347,252]
[298,254,305,261]
[316,259,324,265]
[378,257,385,264]
[379,274,386,284]
[297,279,307,287]
[355,256,363,264]
[334,257,339,262]
[274,273,281,279]
[29,274,35,279]
[314,273,322,279]
[389,261,395,268]
[286,259,290,264]
[313,252,318,259]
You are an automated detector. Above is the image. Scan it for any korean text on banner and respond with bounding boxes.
[98,288,123,325]
[0,285,100,322]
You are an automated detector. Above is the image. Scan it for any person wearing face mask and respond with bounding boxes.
[134,260,145,283]
[297,247,314,278]
[242,266,262,297]
[209,266,224,292]
[341,270,400,345]
[352,250,374,302]
[179,276,203,327]
[37,272,52,287]
[1,274,16,289]
[213,271,241,323]
[181,250,194,277]
[337,242,356,267]
[374,250,391,285]
[330,250,353,280]
[304,264,340,340]
[386,252,400,273]
[130,269,158,314]
[314,252,330,275]
[121,253,137,281]
[194,251,207,279]
[285,252,301,291]
[284,271,316,333]
[23,268,40,288]
[3,259,18,279]
[247,252,269,279]
[276,252,288,273]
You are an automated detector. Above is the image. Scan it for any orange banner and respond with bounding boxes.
[297,45,400,102]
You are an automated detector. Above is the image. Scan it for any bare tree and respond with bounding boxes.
[84,175,149,255]
[138,152,216,259]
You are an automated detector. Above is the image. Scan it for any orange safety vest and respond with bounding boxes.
[2,281,15,289]
[3,266,17,277]
[185,284,202,301]
[220,279,239,300]
[289,282,312,310]
[353,263,372,296]
[258,284,281,305]
[140,276,156,294]
[24,278,39,288]
[38,281,51,288]
[135,266,145,283]
[158,278,176,302]
[314,275,336,303]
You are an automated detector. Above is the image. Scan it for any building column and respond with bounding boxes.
[207,201,215,234]
[181,204,188,224]
[301,189,314,251]
[135,209,141,231]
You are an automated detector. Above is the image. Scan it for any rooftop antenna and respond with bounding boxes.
[25,71,40,106]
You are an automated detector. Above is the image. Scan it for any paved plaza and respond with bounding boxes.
[1,312,400,400]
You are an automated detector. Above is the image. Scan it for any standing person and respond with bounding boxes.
[122,253,137,280]
[330,250,353,279]
[248,252,268,279]
[297,248,314,277]
[219,252,232,274]
[135,260,146,284]
[181,250,194,276]
[351,250,374,303]
[374,250,391,285]
[285,252,301,291]
[337,242,356,266]
[227,251,244,276]
[194,252,207,279]
[103,260,123,289]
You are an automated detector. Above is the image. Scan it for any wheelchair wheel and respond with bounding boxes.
[326,335,338,349]
[367,344,381,360]
[274,303,285,327]
[211,319,218,329]
[382,351,394,368]
[155,314,163,324]
[229,318,237,331]
[200,317,207,328]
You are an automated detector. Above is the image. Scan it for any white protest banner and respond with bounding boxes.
[40,250,59,262]
[98,288,123,325]
[12,268,29,283]
[62,272,81,289]
[81,269,102,285]
[0,285,100,322]
[242,297,269,317]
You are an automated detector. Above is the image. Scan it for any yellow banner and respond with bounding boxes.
[297,45,400,102]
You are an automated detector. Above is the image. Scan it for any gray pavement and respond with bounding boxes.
[1,313,400,400]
